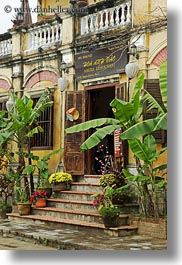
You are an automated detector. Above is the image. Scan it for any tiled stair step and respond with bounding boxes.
[82,175,101,184]
[71,182,101,192]
[52,190,95,201]
[118,203,140,214]
[7,213,138,237]
[47,198,97,212]
[31,206,129,226]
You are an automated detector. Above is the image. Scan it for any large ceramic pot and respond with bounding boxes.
[102,215,119,228]
[52,182,71,192]
[35,198,47,208]
[17,202,31,216]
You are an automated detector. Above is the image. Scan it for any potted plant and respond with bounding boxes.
[48,172,73,191]
[22,149,61,198]
[0,170,14,218]
[92,188,120,228]
[14,183,31,215]
[30,190,47,208]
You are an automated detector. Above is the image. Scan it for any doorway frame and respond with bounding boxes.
[84,82,119,175]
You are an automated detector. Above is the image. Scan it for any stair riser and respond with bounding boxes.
[71,185,100,193]
[32,209,103,223]
[53,193,94,201]
[31,209,129,226]
[8,215,136,237]
[83,178,100,184]
[105,228,138,237]
[119,206,139,215]
[47,201,97,213]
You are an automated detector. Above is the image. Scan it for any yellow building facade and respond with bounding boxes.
[0,0,167,177]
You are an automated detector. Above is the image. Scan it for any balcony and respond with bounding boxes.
[80,1,131,35]
[26,20,62,52]
[0,35,12,57]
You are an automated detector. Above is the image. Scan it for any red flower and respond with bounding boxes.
[30,191,47,202]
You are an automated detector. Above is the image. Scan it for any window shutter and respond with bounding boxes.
[115,83,128,168]
[144,79,166,144]
[64,91,85,175]
[115,82,127,101]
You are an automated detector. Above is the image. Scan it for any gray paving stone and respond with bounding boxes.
[0,219,167,250]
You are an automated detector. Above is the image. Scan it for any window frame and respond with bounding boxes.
[30,93,54,150]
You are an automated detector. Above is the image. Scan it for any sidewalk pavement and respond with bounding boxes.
[0,219,167,250]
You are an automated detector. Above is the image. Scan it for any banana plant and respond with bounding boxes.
[122,135,167,219]
[0,90,53,194]
[65,73,145,150]
[120,61,167,140]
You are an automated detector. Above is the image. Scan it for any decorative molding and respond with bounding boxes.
[151,47,167,67]
[0,78,11,91]
[24,70,58,88]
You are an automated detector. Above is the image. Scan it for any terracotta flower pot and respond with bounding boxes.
[35,198,47,208]
[17,202,31,216]
[52,182,71,191]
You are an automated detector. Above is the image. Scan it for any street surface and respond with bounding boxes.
[0,235,56,250]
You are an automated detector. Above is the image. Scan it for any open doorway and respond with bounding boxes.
[86,86,115,174]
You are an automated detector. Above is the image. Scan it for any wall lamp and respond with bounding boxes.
[61,61,74,74]
[128,44,139,60]
[70,0,77,6]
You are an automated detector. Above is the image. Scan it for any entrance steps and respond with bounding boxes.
[7,175,139,237]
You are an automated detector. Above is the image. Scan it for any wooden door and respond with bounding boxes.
[64,91,85,175]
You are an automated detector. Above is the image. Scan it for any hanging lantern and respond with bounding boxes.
[6,99,15,112]
[125,61,139,79]
[58,77,69,92]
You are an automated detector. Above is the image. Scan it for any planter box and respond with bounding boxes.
[131,216,167,240]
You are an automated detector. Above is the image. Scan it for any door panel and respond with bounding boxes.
[64,91,85,175]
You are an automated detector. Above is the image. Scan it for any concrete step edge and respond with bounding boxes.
[32,206,129,219]
[47,198,93,205]
[71,182,100,186]
[7,213,137,231]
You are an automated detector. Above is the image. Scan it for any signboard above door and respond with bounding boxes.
[75,44,128,81]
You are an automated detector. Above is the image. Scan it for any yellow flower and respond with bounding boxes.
[48,172,73,184]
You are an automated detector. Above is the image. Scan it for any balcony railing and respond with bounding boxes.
[0,38,12,57]
[26,21,62,52]
[80,1,131,35]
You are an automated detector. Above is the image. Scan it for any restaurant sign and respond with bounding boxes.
[75,45,128,81]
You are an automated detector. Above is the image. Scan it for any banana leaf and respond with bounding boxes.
[128,136,157,163]
[159,61,167,110]
[65,118,120,133]
[80,124,121,150]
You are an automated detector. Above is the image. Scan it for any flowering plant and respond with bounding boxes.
[30,191,47,203]
[48,172,73,184]
[91,188,120,216]
[92,193,106,209]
